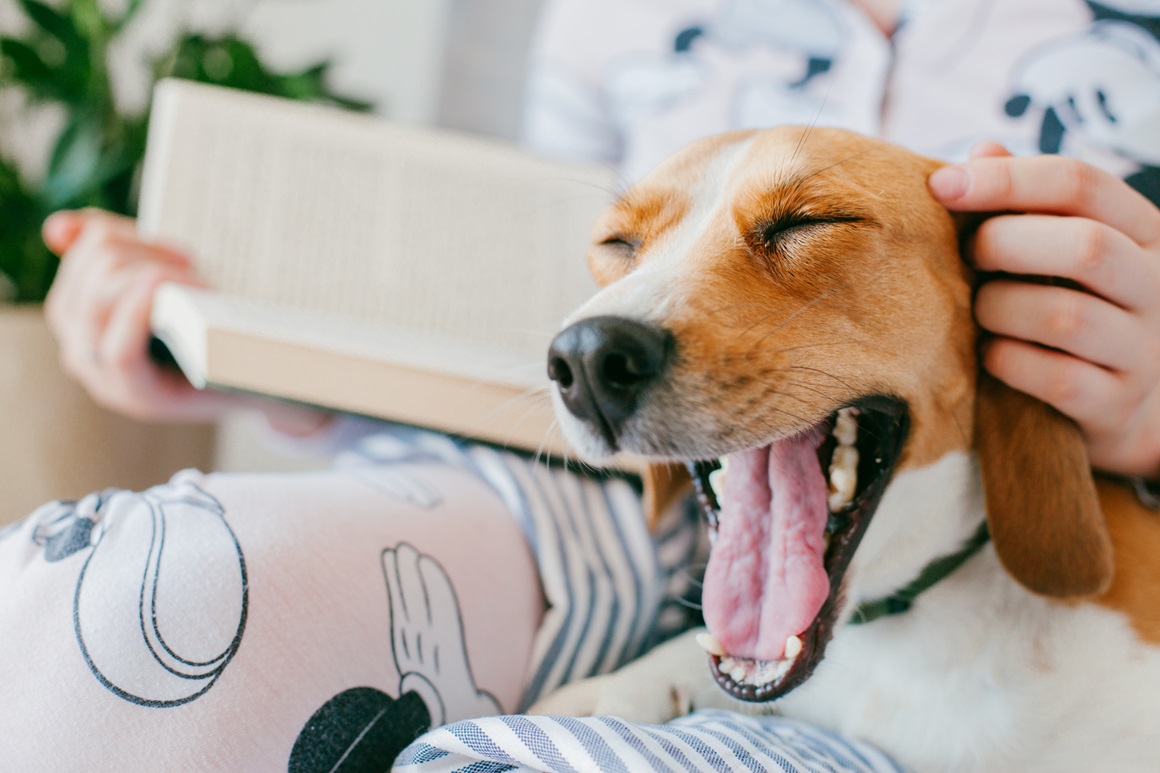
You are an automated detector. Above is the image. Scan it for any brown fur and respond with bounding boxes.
[1096,476,1160,643]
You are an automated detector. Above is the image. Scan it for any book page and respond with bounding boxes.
[139,81,618,370]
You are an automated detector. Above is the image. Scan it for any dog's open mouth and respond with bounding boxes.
[685,396,909,702]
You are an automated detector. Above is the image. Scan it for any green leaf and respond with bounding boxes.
[0,37,51,87]
[66,0,109,43]
[17,0,85,50]
[111,0,146,33]
[43,112,106,209]
[0,155,55,303]
[7,0,92,101]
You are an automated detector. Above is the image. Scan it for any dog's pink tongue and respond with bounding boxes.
[702,432,830,661]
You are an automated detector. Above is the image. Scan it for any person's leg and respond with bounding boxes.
[0,463,544,771]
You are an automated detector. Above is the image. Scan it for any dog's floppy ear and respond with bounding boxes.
[640,463,693,531]
[975,372,1113,597]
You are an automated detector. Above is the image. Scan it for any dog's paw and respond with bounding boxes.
[529,673,694,724]
[529,629,728,724]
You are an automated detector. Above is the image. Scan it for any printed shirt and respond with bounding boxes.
[523,0,1160,204]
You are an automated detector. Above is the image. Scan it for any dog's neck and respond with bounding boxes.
[848,450,988,610]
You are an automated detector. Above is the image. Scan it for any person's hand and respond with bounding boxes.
[43,209,233,423]
[44,209,335,435]
[43,209,234,423]
[929,145,1160,480]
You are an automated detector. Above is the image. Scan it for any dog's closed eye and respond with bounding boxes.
[751,214,865,253]
[598,235,641,260]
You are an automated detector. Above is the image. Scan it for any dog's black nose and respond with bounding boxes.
[547,316,673,439]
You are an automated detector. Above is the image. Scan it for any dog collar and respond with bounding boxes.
[850,521,991,625]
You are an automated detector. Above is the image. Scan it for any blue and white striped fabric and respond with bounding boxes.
[394,710,905,772]
[340,423,705,708]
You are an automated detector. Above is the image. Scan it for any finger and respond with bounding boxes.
[975,281,1145,372]
[930,156,1160,246]
[54,210,140,257]
[72,254,200,376]
[67,217,193,269]
[92,270,217,422]
[42,211,88,255]
[981,336,1131,434]
[97,270,164,376]
[971,215,1156,311]
[968,142,1011,160]
[49,223,195,338]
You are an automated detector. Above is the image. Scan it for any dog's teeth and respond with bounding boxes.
[832,445,858,472]
[828,468,856,511]
[833,408,858,446]
[708,468,726,496]
[729,663,749,683]
[754,663,780,685]
[784,634,803,660]
[708,457,729,496]
[696,632,727,657]
[827,445,859,511]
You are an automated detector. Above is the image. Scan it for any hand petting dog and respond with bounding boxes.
[930,145,1160,481]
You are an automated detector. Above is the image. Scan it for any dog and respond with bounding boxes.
[534,127,1160,772]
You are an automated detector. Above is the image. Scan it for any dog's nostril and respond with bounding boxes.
[599,352,638,389]
[548,356,574,389]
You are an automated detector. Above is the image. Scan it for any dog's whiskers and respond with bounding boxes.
[733,288,837,345]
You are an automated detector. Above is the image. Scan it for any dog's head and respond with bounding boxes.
[548,127,1112,702]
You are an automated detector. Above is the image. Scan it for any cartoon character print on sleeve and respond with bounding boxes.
[606,0,846,134]
[1005,1,1160,202]
[289,543,499,772]
[22,476,247,707]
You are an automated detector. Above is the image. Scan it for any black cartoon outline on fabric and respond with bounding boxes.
[288,543,499,771]
[27,480,248,707]
[382,542,501,726]
[30,493,109,561]
[599,0,845,138]
[1005,2,1160,201]
[675,0,842,87]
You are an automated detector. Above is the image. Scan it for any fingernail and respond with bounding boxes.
[42,212,75,251]
[929,166,970,200]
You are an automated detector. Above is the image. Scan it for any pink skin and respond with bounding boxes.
[702,430,830,662]
[42,209,332,435]
[929,145,1160,480]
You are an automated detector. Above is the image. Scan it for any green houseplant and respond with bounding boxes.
[0,0,370,520]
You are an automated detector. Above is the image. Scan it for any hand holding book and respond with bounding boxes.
[42,209,227,423]
[42,208,334,437]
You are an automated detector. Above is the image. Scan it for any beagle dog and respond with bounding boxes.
[536,127,1160,772]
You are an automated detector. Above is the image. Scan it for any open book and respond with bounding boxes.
[142,80,617,458]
